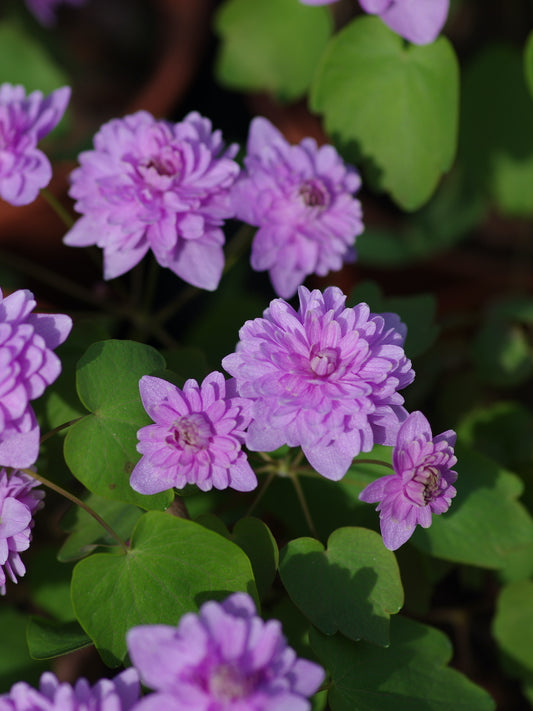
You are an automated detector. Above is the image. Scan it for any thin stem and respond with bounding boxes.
[245,470,276,518]
[39,416,86,445]
[40,187,75,228]
[22,469,129,554]
[353,458,394,470]
[290,471,318,539]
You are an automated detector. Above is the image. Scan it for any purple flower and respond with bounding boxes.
[25,0,87,26]
[358,410,457,550]
[127,592,325,711]
[63,111,240,290]
[0,468,44,595]
[0,84,70,206]
[130,372,257,495]
[0,669,140,711]
[299,0,449,45]
[222,286,414,481]
[0,289,72,469]
[231,117,363,299]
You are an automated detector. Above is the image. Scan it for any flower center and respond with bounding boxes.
[170,413,213,450]
[309,346,339,377]
[208,664,253,702]
[412,465,442,505]
[299,179,329,208]
[141,146,183,178]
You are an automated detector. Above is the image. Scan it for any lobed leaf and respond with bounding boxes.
[71,512,257,667]
[311,16,459,210]
[310,615,495,711]
[279,527,403,647]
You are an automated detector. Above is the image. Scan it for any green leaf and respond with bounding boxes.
[196,515,279,600]
[58,494,143,562]
[310,616,495,711]
[460,44,533,216]
[71,512,257,666]
[25,547,75,622]
[27,618,92,660]
[493,581,533,686]
[64,340,172,510]
[311,16,459,210]
[411,444,533,568]
[0,608,48,691]
[0,21,69,93]
[214,0,332,102]
[279,527,403,646]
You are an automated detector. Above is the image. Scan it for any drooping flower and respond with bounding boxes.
[127,592,325,711]
[0,668,140,711]
[24,0,87,26]
[358,410,457,550]
[0,468,44,595]
[63,111,240,290]
[0,289,72,469]
[299,0,449,45]
[0,84,70,206]
[130,372,257,495]
[222,286,414,481]
[231,117,363,299]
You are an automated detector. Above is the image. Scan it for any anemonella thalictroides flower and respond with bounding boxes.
[63,110,240,290]
[130,372,257,495]
[127,592,325,711]
[299,0,449,45]
[358,410,457,550]
[0,468,44,595]
[0,83,70,206]
[222,286,414,481]
[231,116,363,299]
[0,669,140,711]
[0,289,72,469]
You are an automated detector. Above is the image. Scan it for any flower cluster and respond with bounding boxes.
[232,116,363,299]
[359,410,457,549]
[0,669,140,711]
[0,288,72,468]
[127,592,324,711]
[25,0,87,26]
[0,84,70,206]
[299,0,449,45]
[222,286,414,481]
[131,372,257,495]
[64,111,240,290]
[0,469,44,595]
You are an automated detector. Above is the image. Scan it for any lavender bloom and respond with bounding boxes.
[0,289,72,469]
[299,0,449,45]
[130,372,257,495]
[232,117,363,299]
[0,84,70,206]
[359,411,457,550]
[0,669,140,711]
[0,469,44,595]
[222,286,414,481]
[127,592,325,711]
[64,111,240,290]
[25,0,87,26]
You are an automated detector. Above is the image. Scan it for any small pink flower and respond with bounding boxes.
[359,411,457,550]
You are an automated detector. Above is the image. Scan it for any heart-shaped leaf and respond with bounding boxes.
[311,16,459,210]
[279,527,403,646]
[71,512,257,666]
